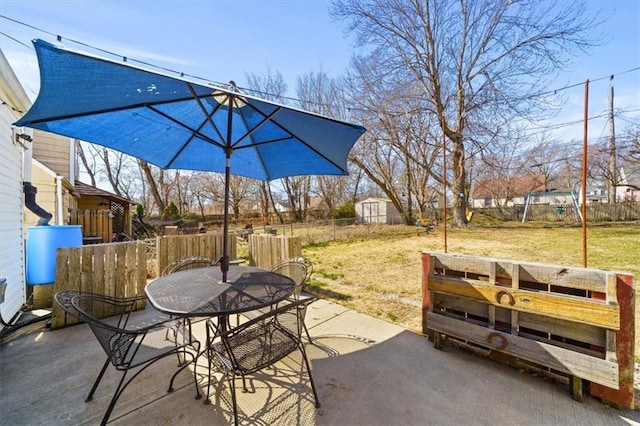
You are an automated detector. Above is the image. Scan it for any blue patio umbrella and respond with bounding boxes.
[15,39,366,282]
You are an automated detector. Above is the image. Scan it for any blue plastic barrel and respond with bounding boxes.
[26,225,82,285]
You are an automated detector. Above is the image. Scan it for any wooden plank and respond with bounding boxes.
[67,248,82,294]
[511,263,519,335]
[156,236,164,276]
[432,293,495,320]
[427,312,619,389]
[124,242,137,298]
[433,294,605,347]
[135,241,147,310]
[518,312,605,347]
[431,253,610,293]
[114,244,127,299]
[605,273,618,363]
[80,246,93,293]
[432,293,606,348]
[104,244,116,300]
[429,275,619,330]
[92,245,106,299]
[488,261,496,329]
[52,251,74,328]
[570,376,584,402]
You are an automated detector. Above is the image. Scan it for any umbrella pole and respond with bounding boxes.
[221,149,231,282]
[221,92,235,283]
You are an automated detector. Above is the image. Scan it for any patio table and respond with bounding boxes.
[145,265,295,318]
[145,265,296,403]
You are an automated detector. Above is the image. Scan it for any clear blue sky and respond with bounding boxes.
[1,0,354,99]
[1,0,638,142]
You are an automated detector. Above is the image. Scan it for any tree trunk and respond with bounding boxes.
[450,135,468,227]
[139,160,166,217]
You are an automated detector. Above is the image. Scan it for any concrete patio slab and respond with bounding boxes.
[1,299,639,425]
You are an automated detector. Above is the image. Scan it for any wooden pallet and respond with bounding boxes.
[423,253,621,401]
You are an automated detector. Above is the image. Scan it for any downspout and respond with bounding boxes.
[19,133,53,226]
[56,175,64,225]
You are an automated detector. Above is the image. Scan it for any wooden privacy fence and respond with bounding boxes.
[422,252,635,409]
[248,234,302,269]
[155,232,235,277]
[50,233,302,328]
[68,208,112,243]
[51,241,146,328]
[478,202,640,222]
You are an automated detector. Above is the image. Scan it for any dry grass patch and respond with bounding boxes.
[302,222,640,334]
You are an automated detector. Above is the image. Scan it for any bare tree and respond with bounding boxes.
[474,132,534,214]
[295,71,355,218]
[76,142,143,199]
[138,160,178,219]
[204,174,253,220]
[76,140,97,187]
[332,0,602,226]
[523,134,572,191]
[344,54,442,224]
[623,124,640,163]
[244,68,289,224]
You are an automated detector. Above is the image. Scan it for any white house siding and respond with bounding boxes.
[0,49,31,324]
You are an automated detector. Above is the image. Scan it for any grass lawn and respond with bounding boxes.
[301,220,640,334]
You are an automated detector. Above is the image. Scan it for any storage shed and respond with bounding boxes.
[355,197,401,224]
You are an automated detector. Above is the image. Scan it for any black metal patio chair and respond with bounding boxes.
[207,297,321,425]
[64,292,201,426]
[269,257,314,341]
[161,256,216,276]
[239,257,315,341]
[270,256,313,299]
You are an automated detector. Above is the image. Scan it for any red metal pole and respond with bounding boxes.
[442,116,447,253]
[582,80,589,267]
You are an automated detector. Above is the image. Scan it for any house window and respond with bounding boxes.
[484,198,492,207]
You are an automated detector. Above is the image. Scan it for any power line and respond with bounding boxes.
[1,14,639,114]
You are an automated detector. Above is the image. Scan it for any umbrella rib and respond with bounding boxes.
[22,95,210,125]
[186,83,227,144]
[231,107,285,149]
[239,102,351,175]
[146,105,223,148]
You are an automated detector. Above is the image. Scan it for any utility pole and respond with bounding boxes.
[608,77,617,204]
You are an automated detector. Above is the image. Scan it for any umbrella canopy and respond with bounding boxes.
[15,39,366,281]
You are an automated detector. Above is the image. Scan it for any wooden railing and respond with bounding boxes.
[422,252,635,409]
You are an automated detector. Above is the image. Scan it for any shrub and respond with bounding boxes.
[331,201,356,220]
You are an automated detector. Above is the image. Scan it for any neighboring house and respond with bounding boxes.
[355,197,400,224]
[616,164,640,202]
[471,175,545,208]
[307,196,329,218]
[1,48,31,323]
[24,157,77,228]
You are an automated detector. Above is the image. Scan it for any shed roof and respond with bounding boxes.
[472,175,545,199]
[74,181,135,204]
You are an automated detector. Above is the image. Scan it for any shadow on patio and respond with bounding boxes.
[1,299,638,425]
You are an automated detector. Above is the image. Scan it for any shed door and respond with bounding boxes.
[361,201,379,223]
